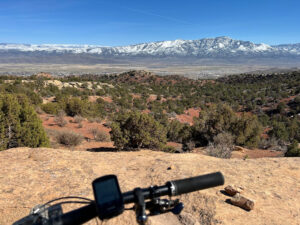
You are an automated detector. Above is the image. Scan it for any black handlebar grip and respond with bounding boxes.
[168,172,224,196]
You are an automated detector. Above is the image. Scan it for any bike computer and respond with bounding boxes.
[92,175,124,220]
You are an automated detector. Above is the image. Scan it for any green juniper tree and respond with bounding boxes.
[0,94,49,150]
[110,111,167,150]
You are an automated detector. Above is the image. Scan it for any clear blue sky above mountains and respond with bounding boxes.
[0,0,299,46]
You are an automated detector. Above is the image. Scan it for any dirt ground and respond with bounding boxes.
[0,147,299,225]
[176,108,201,125]
[39,114,110,140]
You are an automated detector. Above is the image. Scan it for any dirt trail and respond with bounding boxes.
[0,148,299,225]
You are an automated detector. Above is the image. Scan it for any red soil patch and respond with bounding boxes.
[236,111,253,117]
[166,142,182,149]
[131,94,141,99]
[185,108,200,117]
[39,114,110,140]
[279,95,298,103]
[100,96,113,103]
[42,97,55,104]
[142,109,151,114]
[261,127,271,139]
[88,96,100,102]
[36,72,53,79]
[231,148,284,159]
[175,108,201,125]
[147,94,157,102]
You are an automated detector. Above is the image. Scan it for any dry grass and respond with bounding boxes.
[55,130,83,146]
[206,132,234,158]
[89,128,110,141]
[88,117,102,123]
[73,115,84,124]
[54,110,68,127]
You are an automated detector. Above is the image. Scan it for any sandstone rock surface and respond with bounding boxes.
[0,148,299,225]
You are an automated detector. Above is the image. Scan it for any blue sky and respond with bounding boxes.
[0,0,299,46]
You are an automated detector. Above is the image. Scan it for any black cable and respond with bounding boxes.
[38,200,93,215]
[41,196,93,208]
[51,201,93,206]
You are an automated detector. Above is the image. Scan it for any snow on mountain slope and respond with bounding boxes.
[274,43,300,54]
[0,37,299,57]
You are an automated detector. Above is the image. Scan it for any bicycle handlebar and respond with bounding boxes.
[13,172,224,225]
[59,203,97,225]
[59,172,224,225]
[169,172,224,195]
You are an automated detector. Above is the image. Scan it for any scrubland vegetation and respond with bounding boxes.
[0,70,299,157]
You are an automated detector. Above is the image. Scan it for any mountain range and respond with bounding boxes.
[0,36,300,65]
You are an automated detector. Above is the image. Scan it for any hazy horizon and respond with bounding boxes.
[1,36,300,47]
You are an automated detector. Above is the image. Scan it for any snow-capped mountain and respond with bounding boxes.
[0,37,299,57]
[0,37,299,67]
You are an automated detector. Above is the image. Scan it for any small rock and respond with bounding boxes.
[167,165,175,170]
[230,193,254,211]
[233,146,245,152]
[224,185,241,196]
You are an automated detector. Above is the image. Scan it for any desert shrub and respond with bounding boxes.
[88,117,102,123]
[234,114,262,148]
[0,94,49,150]
[269,120,289,142]
[287,118,300,142]
[133,98,146,110]
[55,130,83,146]
[162,145,176,153]
[54,110,68,127]
[65,97,87,116]
[213,132,234,147]
[276,102,287,114]
[95,118,102,123]
[90,128,110,141]
[103,121,112,128]
[167,120,191,143]
[206,144,232,158]
[26,91,43,105]
[74,115,84,124]
[192,104,237,146]
[258,137,287,151]
[192,104,262,148]
[110,111,167,150]
[182,140,195,152]
[41,102,59,114]
[206,133,234,158]
[285,141,300,157]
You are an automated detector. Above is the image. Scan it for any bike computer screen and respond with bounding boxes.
[92,175,124,220]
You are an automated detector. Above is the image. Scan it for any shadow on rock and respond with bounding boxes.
[86,147,117,152]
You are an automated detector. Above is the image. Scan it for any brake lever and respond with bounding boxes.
[12,204,63,225]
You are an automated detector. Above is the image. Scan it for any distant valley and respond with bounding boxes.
[0,36,300,77]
